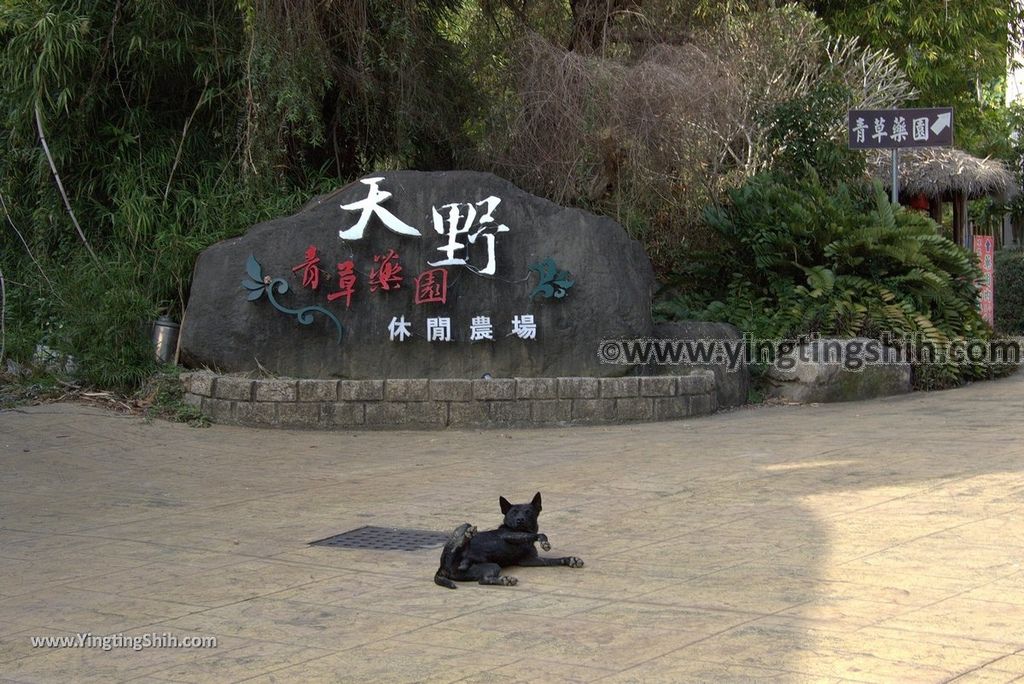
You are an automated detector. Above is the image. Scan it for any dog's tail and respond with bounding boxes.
[434,572,457,589]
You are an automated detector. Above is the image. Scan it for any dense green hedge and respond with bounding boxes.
[995,249,1024,334]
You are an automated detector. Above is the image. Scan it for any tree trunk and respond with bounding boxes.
[568,0,637,53]
[952,192,966,248]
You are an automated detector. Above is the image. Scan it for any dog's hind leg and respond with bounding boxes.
[434,523,478,589]
[518,556,585,568]
[434,573,458,589]
[468,563,518,586]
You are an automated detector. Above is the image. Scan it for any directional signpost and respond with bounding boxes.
[847,106,993,322]
[848,107,954,203]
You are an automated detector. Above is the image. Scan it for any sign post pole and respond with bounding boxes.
[891,148,899,205]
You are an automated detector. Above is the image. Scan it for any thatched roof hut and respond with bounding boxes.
[870,147,1016,201]
[869,147,1018,246]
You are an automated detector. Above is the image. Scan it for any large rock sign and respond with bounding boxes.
[180,171,656,379]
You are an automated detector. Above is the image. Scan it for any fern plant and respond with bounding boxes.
[680,169,999,388]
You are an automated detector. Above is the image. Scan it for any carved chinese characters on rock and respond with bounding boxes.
[511,314,537,339]
[388,315,412,341]
[292,246,321,290]
[338,177,421,239]
[469,316,493,341]
[428,197,509,275]
[413,268,448,305]
[427,317,452,342]
[327,260,356,309]
[263,177,558,344]
[370,249,403,292]
[338,178,510,278]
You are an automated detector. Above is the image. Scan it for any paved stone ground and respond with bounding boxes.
[1,372,1023,683]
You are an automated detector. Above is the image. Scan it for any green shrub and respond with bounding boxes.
[659,169,1003,389]
[759,82,865,188]
[0,1,472,392]
[51,253,158,390]
[995,249,1024,334]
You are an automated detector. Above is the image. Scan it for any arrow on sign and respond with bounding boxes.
[931,112,951,135]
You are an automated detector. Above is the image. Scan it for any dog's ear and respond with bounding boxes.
[531,492,542,511]
[499,496,512,514]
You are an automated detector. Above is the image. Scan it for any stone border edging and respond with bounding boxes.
[180,371,718,429]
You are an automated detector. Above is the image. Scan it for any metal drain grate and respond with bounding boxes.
[309,526,449,552]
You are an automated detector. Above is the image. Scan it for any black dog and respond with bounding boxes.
[434,492,584,589]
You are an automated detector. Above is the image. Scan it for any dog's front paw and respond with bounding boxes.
[566,557,584,568]
[500,575,518,586]
[463,525,477,540]
[537,534,551,551]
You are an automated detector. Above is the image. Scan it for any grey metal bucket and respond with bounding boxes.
[151,315,180,364]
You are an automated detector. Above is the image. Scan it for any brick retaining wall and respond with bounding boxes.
[180,371,718,429]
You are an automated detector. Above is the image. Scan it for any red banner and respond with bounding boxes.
[973,235,995,326]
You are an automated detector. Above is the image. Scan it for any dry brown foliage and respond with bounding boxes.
[475,6,915,273]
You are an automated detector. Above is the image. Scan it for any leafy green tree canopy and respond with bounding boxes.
[804,0,1023,155]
